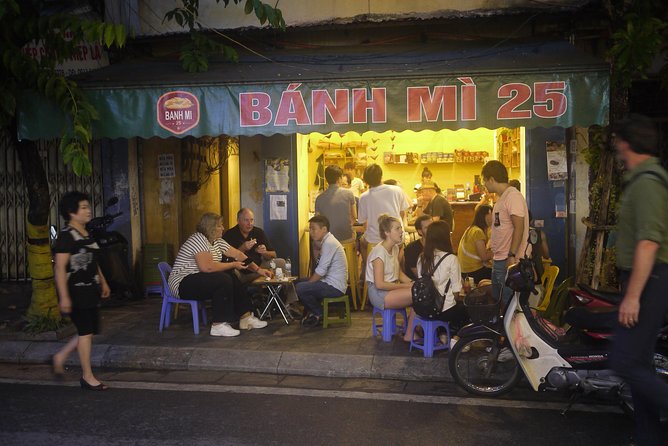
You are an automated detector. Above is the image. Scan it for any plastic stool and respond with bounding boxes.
[372,307,407,342]
[409,315,451,358]
[322,295,351,328]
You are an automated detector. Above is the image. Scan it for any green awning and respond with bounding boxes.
[18,41,610,140]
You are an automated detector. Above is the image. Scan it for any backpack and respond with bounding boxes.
[411,253,451,319]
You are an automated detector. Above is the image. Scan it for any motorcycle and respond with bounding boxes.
[448,234,668,417]
[87,197,141,302]
[570,282,621,308]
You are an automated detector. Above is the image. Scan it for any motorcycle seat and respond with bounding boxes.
[577,283,623,305]
[564,306,617,331]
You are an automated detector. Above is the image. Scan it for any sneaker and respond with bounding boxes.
[210,322,240,337]
[301,313,322,328]
[239,314,268,330]
[497,347,514,362]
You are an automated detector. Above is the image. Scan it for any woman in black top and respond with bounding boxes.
[52,191,111,390]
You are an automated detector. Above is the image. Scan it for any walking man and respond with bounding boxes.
[481,160,529,303]
[611,114,668,446]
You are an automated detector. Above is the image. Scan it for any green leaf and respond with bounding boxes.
[114,24,126,47]
[103,24,115,48]
[244,0,253,14]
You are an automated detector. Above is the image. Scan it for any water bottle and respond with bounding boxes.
[269,259,276,275]
[285,257,292,277]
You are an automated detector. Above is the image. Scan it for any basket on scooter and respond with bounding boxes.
[464,285,499,324]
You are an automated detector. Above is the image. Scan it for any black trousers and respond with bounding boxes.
[435,301,470,333]
[178,271,253,323]
[611,265,668,446]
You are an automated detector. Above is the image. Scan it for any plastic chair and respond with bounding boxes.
[360,242,377,310]
[372,307,407,342]
[322,295,351,328]
[536,265,559,312]
[341,242,358,310]
[157,262,207,335]
[409,315,451,358]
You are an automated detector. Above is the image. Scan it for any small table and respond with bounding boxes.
[253,276,297,325]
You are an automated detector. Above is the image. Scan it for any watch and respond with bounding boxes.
[508,252,516,258]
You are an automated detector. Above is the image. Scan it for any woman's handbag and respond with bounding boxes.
[411,253,451,319]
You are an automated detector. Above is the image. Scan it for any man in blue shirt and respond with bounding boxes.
[297,215,348,327]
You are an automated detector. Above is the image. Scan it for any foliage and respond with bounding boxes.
[164,0,285,72]
[0,0,126,175]
[23,309,68,334]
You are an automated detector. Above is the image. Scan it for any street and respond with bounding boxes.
[0,365,638,446]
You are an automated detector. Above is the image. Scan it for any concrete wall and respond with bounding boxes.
[137,0,577,35]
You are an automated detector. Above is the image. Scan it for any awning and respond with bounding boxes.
[18,41,609,140]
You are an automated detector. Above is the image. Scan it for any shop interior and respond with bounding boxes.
[299,127,525,249]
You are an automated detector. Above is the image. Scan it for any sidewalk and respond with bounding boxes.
[0,284,452,382]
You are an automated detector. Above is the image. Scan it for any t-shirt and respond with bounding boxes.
[458,226,488,273]
[417,249,462,312]
[358,184,409,244]
[350,177,365,198]
[315,185,356,242]
[366,243,401,285]
[490,186,529,261]
[424,194,454,231]
[223,225,273,266]
[403,239,423,281]
[616,157,668,269]
[52,226,102,308]
[169,232,223,296]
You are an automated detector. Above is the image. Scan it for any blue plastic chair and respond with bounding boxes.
[157,262,207,335]
[371,307,407,342]
[409,314,451,358]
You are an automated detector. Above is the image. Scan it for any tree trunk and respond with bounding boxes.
[13,132,59,321]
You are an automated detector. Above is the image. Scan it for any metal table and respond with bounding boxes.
[253,276,297,325]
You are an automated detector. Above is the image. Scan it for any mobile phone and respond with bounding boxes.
[242,257,253,266]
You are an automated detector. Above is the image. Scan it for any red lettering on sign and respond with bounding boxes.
[533,81,567,118]
[406,86,457,122]
[312,89,350,125]
[352,88,386,124]
[459,77,477,121]
[239,92,272,127]
[275,83,311,126]
[497,83,532,120]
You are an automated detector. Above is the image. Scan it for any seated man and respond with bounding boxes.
[402,214,433,281]
[223,208,285,282]
[297,215,348,328]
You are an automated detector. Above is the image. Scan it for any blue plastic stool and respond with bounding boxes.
[372,307,407,342]
[409,315,451,358]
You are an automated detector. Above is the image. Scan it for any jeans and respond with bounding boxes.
[611,264,668,446]
[179,271,253,323]
[492,260,513,304]
[296,280,344,316]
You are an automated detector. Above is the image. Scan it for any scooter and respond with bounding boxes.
[448,236,668,417]
[87,197,141,302]
[570,282,621,308]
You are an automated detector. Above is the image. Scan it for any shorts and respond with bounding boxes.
[367,282,389,310]
[69,307,100,336]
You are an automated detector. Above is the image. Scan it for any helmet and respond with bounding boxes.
[505,258,534,292]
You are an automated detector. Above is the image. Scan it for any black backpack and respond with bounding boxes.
[411,253,452,319]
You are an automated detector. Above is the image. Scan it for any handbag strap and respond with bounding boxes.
[430,253,452,296]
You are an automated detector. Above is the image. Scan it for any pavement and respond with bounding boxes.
[0,282,452,382]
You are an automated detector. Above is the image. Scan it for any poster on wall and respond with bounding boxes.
[270,195,288,220]
[546,142,567,181]
[265,158,290,192]
[158,153,175,178]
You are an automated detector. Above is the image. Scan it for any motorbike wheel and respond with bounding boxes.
[449,335,522,397]
[619,349,668,421]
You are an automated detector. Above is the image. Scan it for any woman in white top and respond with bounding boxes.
[366,214,414,341]
[169,213,271,337]
[417,220,468,341]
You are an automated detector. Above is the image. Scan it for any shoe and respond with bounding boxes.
[239,314,268,330]
[80,377,108,391]
[210,322,240,337]
[301,314,322,328]
[497,347,514,362]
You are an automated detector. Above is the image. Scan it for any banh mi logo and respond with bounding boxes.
[157,91,200,135]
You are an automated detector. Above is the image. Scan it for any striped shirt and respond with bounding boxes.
[168,233,231,297]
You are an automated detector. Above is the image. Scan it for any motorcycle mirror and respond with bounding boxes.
[106,197,119,208]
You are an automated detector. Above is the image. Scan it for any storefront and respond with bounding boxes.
[17,41,609,278]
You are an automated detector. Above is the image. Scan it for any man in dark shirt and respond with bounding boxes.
[420,180,454,231]
[403,215,433,280]
[223,208,278,268]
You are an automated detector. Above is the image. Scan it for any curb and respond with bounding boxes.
[0,341,452,382]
